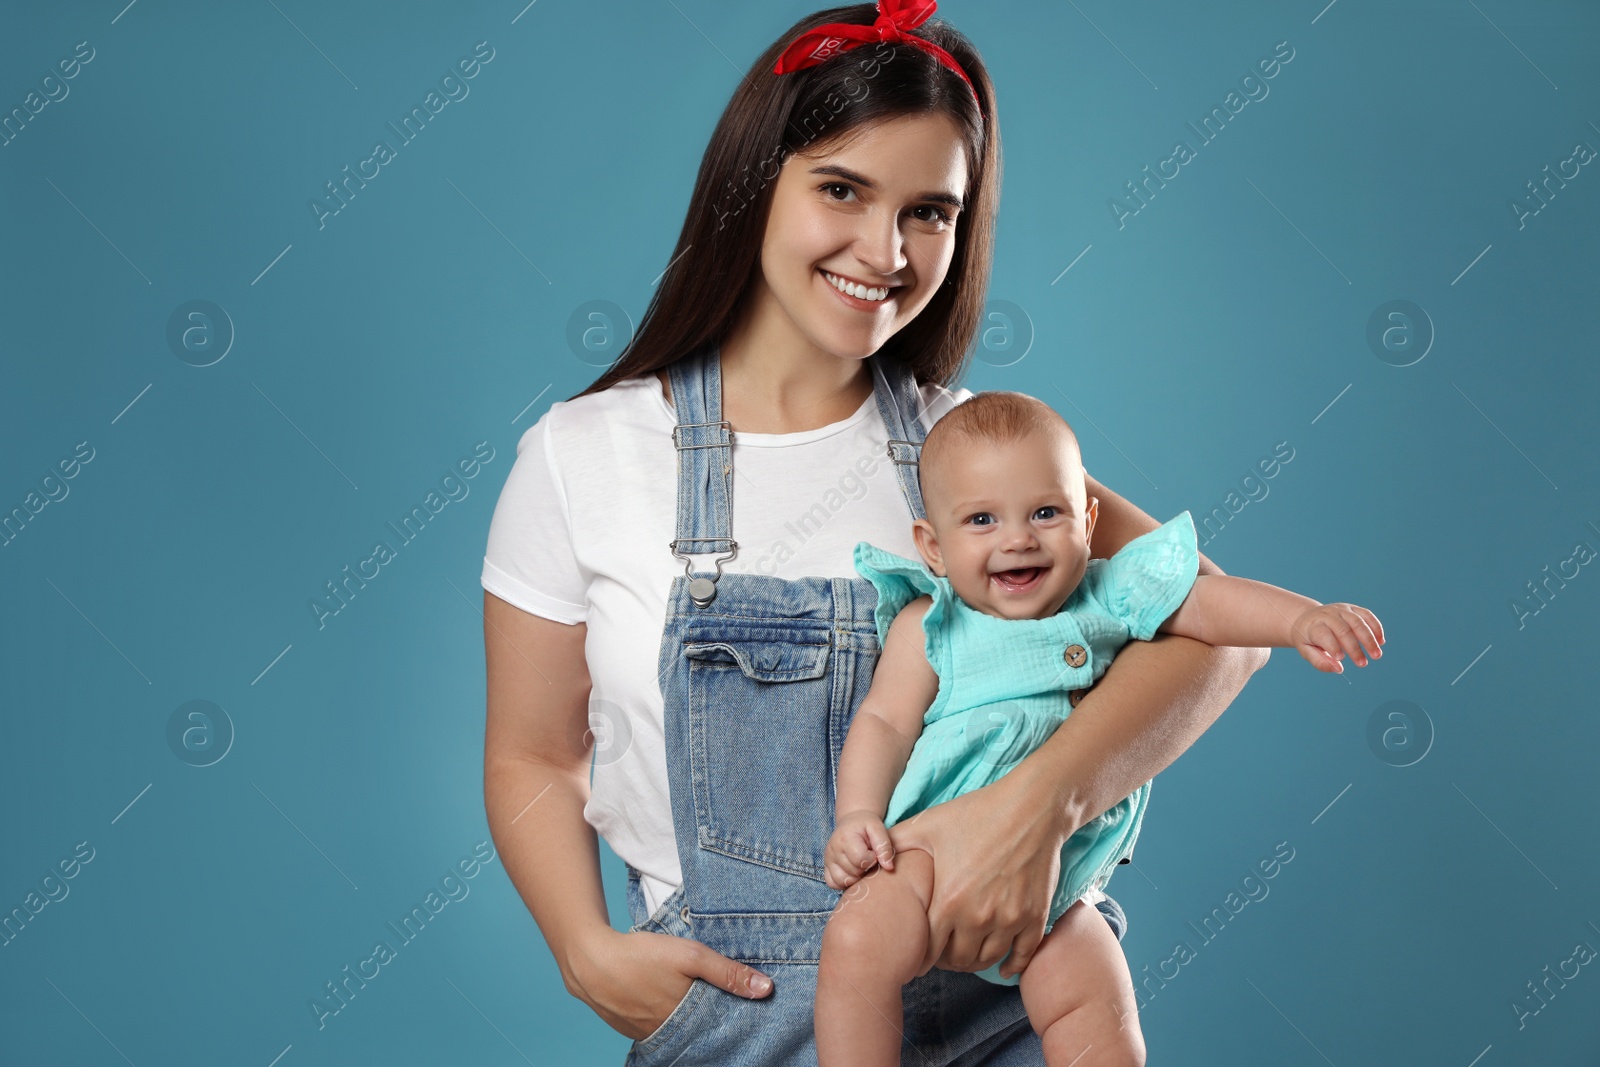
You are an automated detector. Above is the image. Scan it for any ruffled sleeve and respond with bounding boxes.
[1082,511,1201,641]
[852,541,952,673]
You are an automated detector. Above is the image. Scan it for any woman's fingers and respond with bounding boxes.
[916,850,970,972]
[684,941,773,999]
[920,903,956,975]
[926,902,992,973]
[997,914,1047,979]
[588,931,728,1039]
[936,920,1024,974]
[972,929,1015,973]
[890,784,1063,978]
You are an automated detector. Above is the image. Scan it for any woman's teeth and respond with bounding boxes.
[823,270,892,302]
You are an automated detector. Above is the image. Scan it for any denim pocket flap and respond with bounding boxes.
[683,639,830,682]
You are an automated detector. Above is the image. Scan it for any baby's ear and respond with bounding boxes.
[1083,495,1099,545]
[911,519,944,575]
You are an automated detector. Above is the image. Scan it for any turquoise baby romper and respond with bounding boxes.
[851,511,1201,985]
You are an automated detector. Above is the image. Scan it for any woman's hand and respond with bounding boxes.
[824,809,896,889]
[565,926,774,1040]
[885,771,1065,981]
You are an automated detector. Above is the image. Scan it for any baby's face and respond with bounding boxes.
[913,431,1098,620]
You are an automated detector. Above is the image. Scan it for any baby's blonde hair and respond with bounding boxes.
[918,391,1083,511]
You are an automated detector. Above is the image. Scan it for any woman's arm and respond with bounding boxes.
[483,595,611,982]
[886,471,1271,979]
[482,593,773,1040]
[1083,470,1229,578]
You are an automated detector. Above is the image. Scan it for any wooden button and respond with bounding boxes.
[1063,644,1087,668]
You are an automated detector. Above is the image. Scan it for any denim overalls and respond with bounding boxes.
[621,341,1128,1066]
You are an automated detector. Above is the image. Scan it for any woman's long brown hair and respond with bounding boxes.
[566,4,999,401]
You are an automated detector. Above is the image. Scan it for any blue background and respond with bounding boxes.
[3,0,1597,1063]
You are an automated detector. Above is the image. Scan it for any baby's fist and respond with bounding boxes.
[824,810,895,891]
[1293,603,1385,673]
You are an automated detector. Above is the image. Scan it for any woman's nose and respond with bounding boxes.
[854,205,907,277]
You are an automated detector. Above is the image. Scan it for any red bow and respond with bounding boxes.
[773,0,978,104]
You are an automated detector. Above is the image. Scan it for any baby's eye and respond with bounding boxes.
[1034,506,1059,520]
[967,512,993,526]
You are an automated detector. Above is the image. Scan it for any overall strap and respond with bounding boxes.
[666,342,933,605]
[869,353,930,523]
[667,343,735,606]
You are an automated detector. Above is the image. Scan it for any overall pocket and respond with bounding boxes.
[683,630,835,880]
[628,977,712,1064]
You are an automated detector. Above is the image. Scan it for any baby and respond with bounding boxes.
[814,391,1384,1067]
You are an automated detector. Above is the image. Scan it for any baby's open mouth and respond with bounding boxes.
[991,567,1047,592]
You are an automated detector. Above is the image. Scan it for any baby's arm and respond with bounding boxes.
[825,595,941,890]
[1160,575,1385,674]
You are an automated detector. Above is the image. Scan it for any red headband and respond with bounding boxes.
[773,0,979,109]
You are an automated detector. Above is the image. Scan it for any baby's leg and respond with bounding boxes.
[815,847,935,1067]
[1018,899,1146,1067]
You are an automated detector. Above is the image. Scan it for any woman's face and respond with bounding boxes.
[757,112,969,360]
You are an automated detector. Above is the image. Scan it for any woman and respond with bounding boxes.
[480,4,1268,1063]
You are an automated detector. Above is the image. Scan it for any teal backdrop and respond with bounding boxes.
[3,1,1597,1063]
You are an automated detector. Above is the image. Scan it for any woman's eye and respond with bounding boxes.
[820,184,952,227]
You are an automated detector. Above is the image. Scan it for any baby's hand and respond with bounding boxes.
[1292,603,1385,673]
[824,810,896,890]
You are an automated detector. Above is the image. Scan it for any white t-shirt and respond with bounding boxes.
[481,370,973,916]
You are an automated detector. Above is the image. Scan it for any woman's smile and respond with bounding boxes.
[819,267,901,311]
